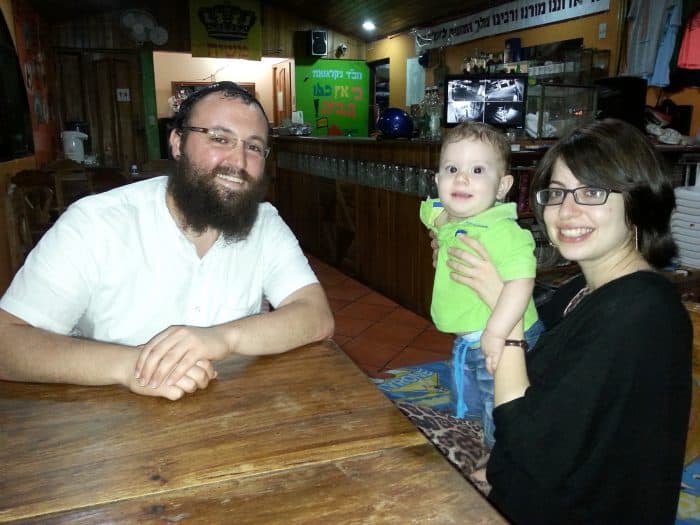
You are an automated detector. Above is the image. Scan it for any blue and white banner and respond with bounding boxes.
[416,0,610,50]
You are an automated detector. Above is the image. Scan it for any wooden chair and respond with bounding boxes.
[9,171,57,227]
[5,184,53,273]
[5,184,30,273]
[138,159,176,179]
[42,159,86,172]
[90,167,130,193]
[45,160,92,212]
[11,168,53,186]
[11,168,55,206]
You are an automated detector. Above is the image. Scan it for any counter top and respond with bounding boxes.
[271,134,700,154]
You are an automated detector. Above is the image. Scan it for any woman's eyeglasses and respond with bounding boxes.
[536,187,620,206]
[181,126,270,159]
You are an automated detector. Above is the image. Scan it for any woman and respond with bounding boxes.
[418,119,692,524]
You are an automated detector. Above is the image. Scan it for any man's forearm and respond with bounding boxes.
[0,311,134,386]
[220,284,334,357]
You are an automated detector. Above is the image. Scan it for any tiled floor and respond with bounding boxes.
[308,254,453,378]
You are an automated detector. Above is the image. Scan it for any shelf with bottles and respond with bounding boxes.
[487,60,529,74]
[526,48,610,85]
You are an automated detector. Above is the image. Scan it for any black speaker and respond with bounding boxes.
[418,50,430,68]
[310,30,327,56]
[594,76,648,130]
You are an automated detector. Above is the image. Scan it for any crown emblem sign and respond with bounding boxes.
[198,4,256,41]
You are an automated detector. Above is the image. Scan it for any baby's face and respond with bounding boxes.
[435,138,511,221]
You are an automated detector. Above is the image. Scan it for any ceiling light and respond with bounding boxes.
[362,21,376,31]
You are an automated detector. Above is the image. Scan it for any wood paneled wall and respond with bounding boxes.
[47,2,366,60]
[44,4,366,168]
[261,6,366,60]
[271,137,442,316]
[53,50,146,169]
[49,1,191,52]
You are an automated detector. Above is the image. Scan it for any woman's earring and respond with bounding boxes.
[635,226,639,251]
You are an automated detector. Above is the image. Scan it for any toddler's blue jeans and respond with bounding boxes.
[451,320,544,449]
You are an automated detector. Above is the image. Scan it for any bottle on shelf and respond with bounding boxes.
[416,87,431,139]
[427,86,443,140]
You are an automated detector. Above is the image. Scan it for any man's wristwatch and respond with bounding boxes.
[504,339,529,351]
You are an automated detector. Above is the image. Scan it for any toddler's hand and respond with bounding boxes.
[480,330,505,375]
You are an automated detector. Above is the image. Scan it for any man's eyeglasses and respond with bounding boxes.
[536,187,620,206]
[182,126,270,159]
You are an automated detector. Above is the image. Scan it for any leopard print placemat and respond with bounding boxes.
[396,401,491,495]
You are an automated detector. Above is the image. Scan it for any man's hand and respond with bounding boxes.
[129,359,217,400]
[135,325,229,389]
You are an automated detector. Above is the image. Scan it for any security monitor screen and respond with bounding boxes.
[444,74,527,130]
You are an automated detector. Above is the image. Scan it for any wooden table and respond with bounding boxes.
[0,341,505,524]
[12,165,129,215]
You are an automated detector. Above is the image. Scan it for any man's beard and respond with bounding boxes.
[167,153,269,242]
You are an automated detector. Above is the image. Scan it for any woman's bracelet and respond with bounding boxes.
[504,339,529,351]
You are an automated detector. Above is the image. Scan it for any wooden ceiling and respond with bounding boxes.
[28,0,515,42]
[262,0,515,41]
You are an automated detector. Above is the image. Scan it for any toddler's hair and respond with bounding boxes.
[441,121,511,172]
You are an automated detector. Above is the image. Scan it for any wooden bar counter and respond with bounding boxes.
[0,340,505,524]
[269,136,549,318]
[269,136,700,318]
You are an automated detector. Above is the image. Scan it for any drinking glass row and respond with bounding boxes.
[276,151,438,198]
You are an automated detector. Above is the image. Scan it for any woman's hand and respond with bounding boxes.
[447,234,504,310]
[429,230,439,268]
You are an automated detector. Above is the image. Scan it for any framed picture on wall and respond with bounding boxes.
[171,81,255,98]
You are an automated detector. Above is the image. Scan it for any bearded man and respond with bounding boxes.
[0,82,334,400]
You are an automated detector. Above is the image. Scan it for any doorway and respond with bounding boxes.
[55,50,145,169]
[272,59,294,127]
[369,59,389,133]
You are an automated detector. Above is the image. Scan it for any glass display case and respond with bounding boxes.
[525,83,598,139]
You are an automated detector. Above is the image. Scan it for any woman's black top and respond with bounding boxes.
[487,271,692,524]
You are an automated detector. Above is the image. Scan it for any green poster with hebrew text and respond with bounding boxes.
[295,59,369,137]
